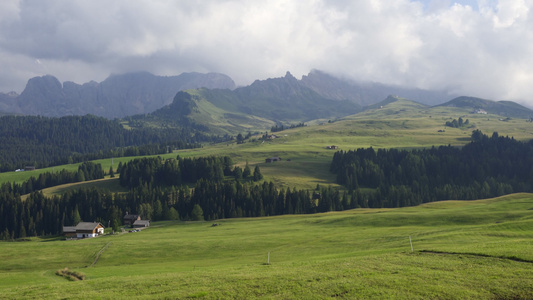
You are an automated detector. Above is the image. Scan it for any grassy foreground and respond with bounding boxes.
[1,193,532,299]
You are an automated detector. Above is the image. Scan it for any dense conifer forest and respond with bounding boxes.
[330,131,529,207]
[0,115,226,172]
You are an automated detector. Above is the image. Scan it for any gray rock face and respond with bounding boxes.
[1,72,236,118]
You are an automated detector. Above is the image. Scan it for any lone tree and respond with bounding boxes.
[191,204,204,221]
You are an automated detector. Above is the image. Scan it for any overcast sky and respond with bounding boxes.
[0,0,532,104]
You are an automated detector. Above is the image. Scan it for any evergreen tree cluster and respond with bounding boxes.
[270,122,306,132]
[119,156,232,188]
[330,131,530,207]
[0,114,216,172]
[445,117,469,128]
[119,156,264,189]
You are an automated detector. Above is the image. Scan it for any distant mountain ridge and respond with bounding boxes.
[437,96,533,119]
[0,72,235,118]
[300,70,455,106]
[2,69,531,123]
[135,72,363,134]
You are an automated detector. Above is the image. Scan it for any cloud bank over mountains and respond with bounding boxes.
[0,0,532,104]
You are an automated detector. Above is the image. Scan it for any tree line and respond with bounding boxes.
[118,156,262,189]
[270,122,306,132]
[330,131,529,208]
[0,176,343,240]
[3,162,104,196]
[0,114,227,172]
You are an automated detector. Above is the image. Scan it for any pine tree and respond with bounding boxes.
[243,162,251,179]
[253,165,263,181]
[72,206,81,225]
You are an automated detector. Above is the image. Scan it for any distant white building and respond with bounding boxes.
[474,109,487,114]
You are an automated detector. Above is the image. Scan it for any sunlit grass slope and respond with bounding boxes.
[1,194,532,298]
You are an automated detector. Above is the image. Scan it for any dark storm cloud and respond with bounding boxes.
[0,0,532,105]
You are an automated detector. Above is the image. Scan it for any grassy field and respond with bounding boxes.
[0,193,532,298]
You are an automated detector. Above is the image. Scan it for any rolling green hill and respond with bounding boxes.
[144,90,277,135]
[0,194,532,298]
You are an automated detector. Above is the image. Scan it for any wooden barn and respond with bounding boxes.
[123,213,141,226]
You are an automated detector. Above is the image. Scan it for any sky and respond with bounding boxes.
[0,0,532,105]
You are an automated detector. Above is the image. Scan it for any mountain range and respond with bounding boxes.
[0,72,235,118]
[0,70,457,119]
[1,70,532,134]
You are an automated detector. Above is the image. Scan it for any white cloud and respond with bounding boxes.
[0,0,533,105]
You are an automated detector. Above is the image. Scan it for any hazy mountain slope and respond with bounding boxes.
[436,96,533,119]
[364,95,428,111]
[3,72,236,118]
[231,71,361,121]
[300,70,455,106]
[0,92,18,114]
[139,72,362,133]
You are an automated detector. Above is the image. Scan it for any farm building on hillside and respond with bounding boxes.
[63,226,77,238]
[63,222,105,239]
[133,220,150,228]
[326,145,338,150]
[265,157,282,163]
[123,213,141,226]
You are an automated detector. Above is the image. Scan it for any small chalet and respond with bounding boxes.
[266,134,279,139]
[326,145,338,150]
[265,157,282,163]
[133,220,150,228]
[124,212,141,226]
[63,222,105,239]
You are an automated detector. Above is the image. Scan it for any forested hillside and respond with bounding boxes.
[330,131,529,207]
[0,115,220,172]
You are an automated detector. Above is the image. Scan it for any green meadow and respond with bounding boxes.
[0,193,532,298]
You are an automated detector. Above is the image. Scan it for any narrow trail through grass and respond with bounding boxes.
[90,242,113,267]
